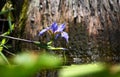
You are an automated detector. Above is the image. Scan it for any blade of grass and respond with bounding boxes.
[0,24,14,65]
[0,38,10,65]
[0,51,10,65]
[0,1,14,65]
[8,13,12,32]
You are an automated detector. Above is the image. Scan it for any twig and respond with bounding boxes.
[0,19,9,21]
[0,35,34,43]
[4,49,16,56]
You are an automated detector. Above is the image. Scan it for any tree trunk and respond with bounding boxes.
[11,0,120,63]
[21,0,120,63]
[9,0,120,77]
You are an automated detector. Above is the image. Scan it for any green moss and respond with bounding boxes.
[18,0,29,37]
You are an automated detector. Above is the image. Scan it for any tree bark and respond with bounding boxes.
[12,0,120,63]
[5,0,120,77]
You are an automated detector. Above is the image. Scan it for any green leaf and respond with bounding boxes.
[59,63,109,77]
[0,22,14,65]
[37,53,63,69]
[2,45,9,49]
[0,1,14,15]
[7,13,12,32]
[48,46,66,50]
[47,41,53,45]
[0,38,6,46]
[0,8,14,15]
[0,52,10,65]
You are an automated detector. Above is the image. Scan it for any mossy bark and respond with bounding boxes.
[10,0,29,51]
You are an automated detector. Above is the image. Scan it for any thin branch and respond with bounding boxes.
[0,19,9,21]
[0,35,34,43]
[4,49,16,56]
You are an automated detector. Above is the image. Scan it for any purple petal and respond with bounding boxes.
[39,28,49,36]
[55,34,61,39]
[50,22,58,32]
[61,32,69,42]
[56,24,65,32]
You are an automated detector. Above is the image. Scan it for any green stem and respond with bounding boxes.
[0,35,33,43]
[0,52,10,65]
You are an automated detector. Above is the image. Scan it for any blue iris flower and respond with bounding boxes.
[39,22,69,42]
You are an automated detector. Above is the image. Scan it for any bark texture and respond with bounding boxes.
[23,0,120,63]
[0,0,119,77]
[8,0,120,64]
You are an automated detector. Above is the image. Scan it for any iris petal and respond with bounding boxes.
[56,24,65,32]
[55,34,61,39]
[39,27,49,36]
[61,32,69,42]
[39,22,69,42]
[50,22,58,32]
